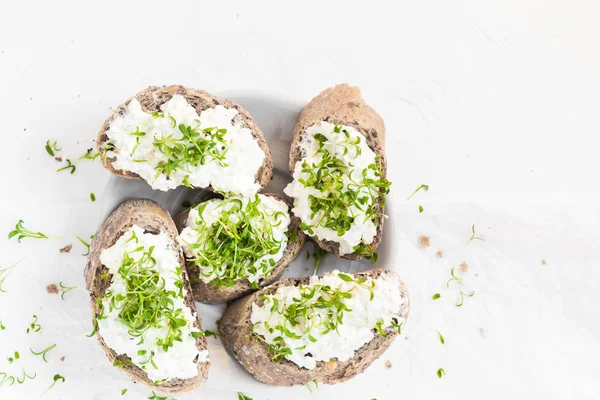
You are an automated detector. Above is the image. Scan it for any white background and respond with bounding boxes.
[1,0,599,399]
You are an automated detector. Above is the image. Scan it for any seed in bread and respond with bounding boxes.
[85,199,209,395]
[285,84,390,260]
[219,268,409,386]
[97,85,273,195]
[177,193,305,304]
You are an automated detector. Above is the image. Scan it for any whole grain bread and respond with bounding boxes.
[288,84,387,260]
[97,85,273,191]
[84,198,209,395]
[174,193,306,304]
[219,268,409,386]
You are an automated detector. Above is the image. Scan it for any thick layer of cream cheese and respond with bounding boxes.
[105,94,265,195]
[250,270,404,370]
[283,121,379,255]
[179,194,290,284]
[98,225,208,382]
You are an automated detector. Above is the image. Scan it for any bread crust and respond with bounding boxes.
[96,85,272,191]
[288,84,387,259]
[219,268,409,386]
[84,198,209,395]
[175,194,306,304]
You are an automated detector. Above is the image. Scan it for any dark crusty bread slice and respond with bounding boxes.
[219,268,409,386]
[288,84,387,260]
[174,193,306,304]
[96,85,273,191]
[84,198,209,395]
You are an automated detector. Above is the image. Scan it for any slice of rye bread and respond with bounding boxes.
[174,193,306,304]
[84,198,209,395]
[288,83,387,260]
[96,85,273,191]
[219,268,409,386]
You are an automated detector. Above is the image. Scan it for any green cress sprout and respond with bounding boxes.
[48,374,65,390]
[0,265,16,292]
[297,125,391,260]
[121,389,128,395]
[437,368,446,378]
[311,246,327,275]
[184,196,287,288]
[90,193,96,202]
[465,224,485,246]
[252,273,378,363]
[445,267,462,288]
[8,220,48,242]
[432,293,441,300]
[73,234,91,256]
[456,291,475,307]
[238,392,254,400]
[45,140,62,157]
[79,149,101,161]
[407,184,429,200]
[16,368,36,384]
[59,282,76,300]
[437,329,445,344]
[30,344,56,362]
[148,391,167,400]
[26,315,41,333]
[305,380,319,393]
[96,237,191,371]
[56,159,76,174]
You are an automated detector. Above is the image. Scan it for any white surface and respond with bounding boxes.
[0,1,599,399]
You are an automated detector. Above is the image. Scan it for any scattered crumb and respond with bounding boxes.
[460,261,469,272]
[385,360,392,369]
[474,273,479,277]
[404,336,409,340]
[76,141,80,144]
[60,356,65,362]
[46,284,59,294]
[436,250,444,258]
[59,244,72,253]
[419,235,430,248]
[55,156,63,162]
[530,169,534,172]
[541,259,547,265]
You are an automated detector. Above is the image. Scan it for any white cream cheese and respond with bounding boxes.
[105,94,265,195]
[283,121,380,255]
[98,225,208,382]
[179,194,290,284]
[250,270,404,370]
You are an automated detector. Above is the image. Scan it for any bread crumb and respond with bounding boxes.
[385,360,392,369]
[404,336,409,340]
[60,244,72,253]
[419,235,430,248]
[541,259,547,265]
[474,273,479,277]
[436,250,443,258]
[55,156,63,162]
[46,284,59,294]
[60,356,65,362]
[460,261,469,272]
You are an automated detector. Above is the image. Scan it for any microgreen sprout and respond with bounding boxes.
[0,320,5,330]
[191,329,220,338]
[30,344,56,363]
[407,184,428,200]
[122,388,128,395]
[73,234,91,256]
[437,329,445,344]
[419,205,424,213]
[48,374,65,390]
[456,291,475,307]
[59,282,76,300]
[305,379,319,393]
[148,391,167,400]
[465,224,485,246]
[79,149,101,161]
[0,265,15,292]
[56,159,76,174]
[437,368,446,378]
[0,372,15,387]
[311,245,327,275]
[432,293,441,300]
[8,220,48,242]
[7,351,19,364]
[45,140,62,157]
[238,392,253,400]
[90,193,96,202]
[16,368,36,384]
[445,267,462,288]
[374,318,387,336]
[390,319,403,334]
[26,315,41,334]
[184,196,287,288]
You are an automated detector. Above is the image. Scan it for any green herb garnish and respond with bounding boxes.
[419,205,424,213]
[407,184,428,200]
[305,379,319,393]
[26,315,41,333]
[437,329,445,344]
[48,374,65,390]
[45,140,62,157]
[456,290,474,307]
[59,282,76,300]
[148,391,167,400]
[184,196,287,288]
[374,318,387,336]
[90,193,96,202]
[191,329,220,338]
[432,293,441,300]
[437,368,446,378]
[238,392,253,400]
[8,220,48,242]
[57,159,76,174]
[30,344,56,362]
[445,267,462,288]
[122,388,128,395]
[390,319,403,334]
[74,234,91,256]
[7,351,19,364]
[311,245,327,275]
[16,368,36,384]
[466,224,485,246]
[79,149,101,161]
[0,265,15,292]
[0,320,5,330]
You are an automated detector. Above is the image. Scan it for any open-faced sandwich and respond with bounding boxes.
[219,268,409,386]
[284,84,391,261]
[176,193,305,304]
[97,85,272,195]
[85,199,209,395]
